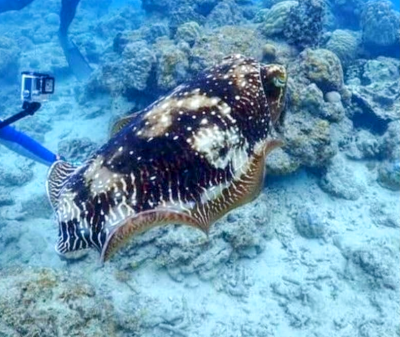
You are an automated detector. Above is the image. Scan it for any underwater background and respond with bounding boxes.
[0,0,399,336]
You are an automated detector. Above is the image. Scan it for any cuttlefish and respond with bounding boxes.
[46,54,287,263]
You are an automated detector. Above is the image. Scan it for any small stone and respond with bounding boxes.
[325,91,341,103]
[262,43,277,61]
[377,160,400,191]
[45,13,59,25]
[295,209,326,239]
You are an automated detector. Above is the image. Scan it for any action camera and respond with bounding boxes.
[20,72,55,102]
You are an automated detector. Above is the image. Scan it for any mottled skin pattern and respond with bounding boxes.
[47,54,287,261]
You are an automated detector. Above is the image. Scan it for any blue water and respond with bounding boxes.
[0,0,399,336]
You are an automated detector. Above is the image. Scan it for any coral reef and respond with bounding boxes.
[344,129,381,160]
[292,48,344,94]
[0,267,118,336]
[116,194,273,282]
[283,114,336,168]
[341,240,400,290]
[325,29,360,65]
[154,38,190,91]
[261,43,277,61]
[205,0,245,28]
[377,160,400,191]
[0,37,20,83]
[283,0,325,49]
[329,0,365,29]
[260,0,325,50]
[87,40,156,98]
[0,165,34,188]
[58,137,98,162]
[361,0,400,49]
[381,121,400,160]
[319,155,366,200]
[275,48,349,170]
[347,57,400,135]
[175,21,202,46]
[20,193,53,220]
[190,25,265,73]
[88,21,265,99]
[260,1,298,37]
[266,147,300,175]
[0,1,399,337]
[299,83,345,122]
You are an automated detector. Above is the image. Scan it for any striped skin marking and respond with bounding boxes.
[46,54,288,262]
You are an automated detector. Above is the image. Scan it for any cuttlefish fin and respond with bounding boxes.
[100,208,208,263]
[109,115,135,138]
[189,139,284,227]
[101,139,283,263]
[262,139,284,157]
[46,160,77,211]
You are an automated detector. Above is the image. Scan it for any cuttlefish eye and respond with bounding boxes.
[272,72,287,87]
[260,64,288,125]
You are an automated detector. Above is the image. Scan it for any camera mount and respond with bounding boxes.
[0,101,41,131]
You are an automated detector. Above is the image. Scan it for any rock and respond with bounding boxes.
[122,41,157,91]
[377,160,400,191]
[300,84,346,122]
[295,209,327,239]
[319,155,365,200]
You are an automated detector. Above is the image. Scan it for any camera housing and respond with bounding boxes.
[21,72,55,102]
